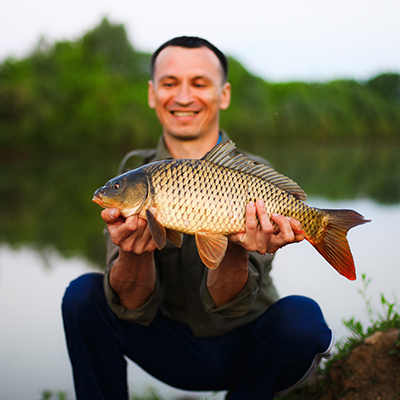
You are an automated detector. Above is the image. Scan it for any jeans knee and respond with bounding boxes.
[62,273,104,319]
[273,296,331,353]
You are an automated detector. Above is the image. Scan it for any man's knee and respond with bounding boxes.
[274,295,324,329]
[271,296,331,354]
[62,272,104,320]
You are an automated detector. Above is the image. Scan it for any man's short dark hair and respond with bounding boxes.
[150,36,228,82]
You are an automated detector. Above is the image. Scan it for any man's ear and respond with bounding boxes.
[148,80,156,109]
[220,82,231,110]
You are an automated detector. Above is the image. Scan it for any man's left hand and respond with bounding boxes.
[229,199,305,254]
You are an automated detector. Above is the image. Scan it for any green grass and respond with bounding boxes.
[38,388,220,400]
[39,390,69,400]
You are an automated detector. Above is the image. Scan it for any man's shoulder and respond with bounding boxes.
[117,148,158,174]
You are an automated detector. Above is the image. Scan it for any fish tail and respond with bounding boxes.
[309,209,370,280]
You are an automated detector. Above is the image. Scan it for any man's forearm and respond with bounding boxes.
[109,250,156,309]
[206,242,249,307]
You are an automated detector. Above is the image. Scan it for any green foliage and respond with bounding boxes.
[1,17,399,162]
[39,387,218,400]
[0,17,158,162]
[367,72,400,103]
[39,390,69,400]
[130,388,162,400]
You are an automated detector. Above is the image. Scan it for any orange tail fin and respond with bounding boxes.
[310,209,370,280]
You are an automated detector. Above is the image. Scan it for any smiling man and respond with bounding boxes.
[148,45,231,158]
[62,37,334,400]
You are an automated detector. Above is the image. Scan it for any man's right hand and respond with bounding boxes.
[101,208,157,309]
[101,208,157,254]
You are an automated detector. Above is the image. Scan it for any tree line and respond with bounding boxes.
[1,18,399,163]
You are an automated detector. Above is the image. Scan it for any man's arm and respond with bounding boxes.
[206,199,305,307]
[102,209,157,309]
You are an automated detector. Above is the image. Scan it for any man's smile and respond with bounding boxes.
[171,110,200,117]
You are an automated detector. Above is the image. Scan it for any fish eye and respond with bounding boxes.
[112,182,120,190]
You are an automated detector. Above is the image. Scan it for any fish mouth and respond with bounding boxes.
[92,193,105,207]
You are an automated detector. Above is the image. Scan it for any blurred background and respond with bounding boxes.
[0,1,399,399]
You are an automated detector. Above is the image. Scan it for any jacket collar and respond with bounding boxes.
[153,130,230,161]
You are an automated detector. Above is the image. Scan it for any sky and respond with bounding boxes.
[1,0,400,82]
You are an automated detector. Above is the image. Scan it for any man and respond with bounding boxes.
[62,37,334,400]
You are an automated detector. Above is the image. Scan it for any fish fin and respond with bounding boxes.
[166,229,183,248]
[309,209,371,280]
[145,209,166,250]
[203,140,307,201]
[195,232,228,269]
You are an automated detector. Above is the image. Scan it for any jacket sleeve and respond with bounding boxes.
[199,252,277,318]
[102,228,163,326]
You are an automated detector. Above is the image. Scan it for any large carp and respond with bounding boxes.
[93,141,370,280]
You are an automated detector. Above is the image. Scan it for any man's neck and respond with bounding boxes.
[163,132,220,159]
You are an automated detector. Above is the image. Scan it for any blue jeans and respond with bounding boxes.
[62,273,333,400]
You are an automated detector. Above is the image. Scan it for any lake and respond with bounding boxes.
[1,197,399,400]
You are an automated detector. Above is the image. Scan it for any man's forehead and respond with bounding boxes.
[153,46,223,80]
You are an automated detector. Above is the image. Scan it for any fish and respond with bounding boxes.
[92,140,370,280]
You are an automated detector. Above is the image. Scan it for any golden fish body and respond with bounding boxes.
[93,141,370,279]
[142,159,323,238]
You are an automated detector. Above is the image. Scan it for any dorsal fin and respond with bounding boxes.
[202,140,307,201]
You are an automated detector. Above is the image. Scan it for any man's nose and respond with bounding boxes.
[175,82,192,104]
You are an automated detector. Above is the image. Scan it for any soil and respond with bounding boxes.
[279,328,400,400]
[320,328,400,400]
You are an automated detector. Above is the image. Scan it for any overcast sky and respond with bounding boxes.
[1,0,399,82]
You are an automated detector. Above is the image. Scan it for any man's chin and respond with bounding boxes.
[166,131,201,141]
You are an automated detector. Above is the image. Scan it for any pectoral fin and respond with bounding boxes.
[146,209,166,250]
[166,229,183,248]
[195,232,228,269]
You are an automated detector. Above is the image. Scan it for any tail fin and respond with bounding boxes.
[310,209,370,280]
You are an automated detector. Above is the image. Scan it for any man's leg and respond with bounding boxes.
[62,273,247,399]
[62,273,130,400]
[63,276,332,400]
[226,295,333,400]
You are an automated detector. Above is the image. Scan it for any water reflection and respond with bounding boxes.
[1,144,399,268]
[1,198,399,400]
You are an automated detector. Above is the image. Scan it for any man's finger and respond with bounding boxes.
[101,208,121,224]
[255,199,273,233]
[245,201,257,231]
[288,218,305,241]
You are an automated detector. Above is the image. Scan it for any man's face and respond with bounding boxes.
[148,46,231,141]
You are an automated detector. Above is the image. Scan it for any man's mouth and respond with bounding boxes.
[171,111,199,117]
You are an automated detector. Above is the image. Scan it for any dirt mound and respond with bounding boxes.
[321,328,400,400]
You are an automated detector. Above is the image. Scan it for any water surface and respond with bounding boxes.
[1,198,399,400]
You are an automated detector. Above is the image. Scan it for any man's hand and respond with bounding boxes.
[102,208,157,254]
[229,199,305,254]
[206,199,305,307]
[102,208,157,309]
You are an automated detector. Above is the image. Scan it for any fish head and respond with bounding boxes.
[92,169,149,217]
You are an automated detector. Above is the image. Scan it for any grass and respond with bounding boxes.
[40,275,400,400]
[38,388,219,400]
[39,390,69,400]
